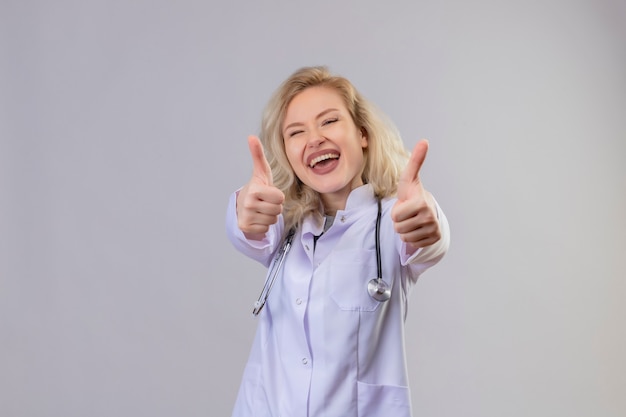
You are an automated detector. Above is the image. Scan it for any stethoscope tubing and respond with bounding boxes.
[368,198,391,301]
[252,228,295,316]
[252,198,389,316]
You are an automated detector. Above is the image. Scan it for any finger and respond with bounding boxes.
[405,234,441,250]
[240,196,284,216]
[391,200,421,223]
[393,211,438,235]
[248,135,273,185]
[239,213,281,230]
[243,181,285,205]
[397,139,429,200]
[238,222,271,236]
[401,139,429,183]
[395,221,441,248]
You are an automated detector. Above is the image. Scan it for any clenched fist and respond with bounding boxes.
[236,136,285,240]
[391,140,442,250]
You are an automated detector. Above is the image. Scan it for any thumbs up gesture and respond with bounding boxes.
[391,140,442,250]
[236,136,285,240]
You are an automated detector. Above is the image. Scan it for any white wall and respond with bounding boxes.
[1,1,624,416]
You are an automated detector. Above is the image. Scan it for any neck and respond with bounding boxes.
[320,189,350,216]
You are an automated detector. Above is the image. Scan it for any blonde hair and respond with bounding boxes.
[259,66,410,231]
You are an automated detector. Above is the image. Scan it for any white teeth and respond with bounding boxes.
[309,153,339,168]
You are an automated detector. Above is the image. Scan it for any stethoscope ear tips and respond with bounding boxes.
[367,278,391,302]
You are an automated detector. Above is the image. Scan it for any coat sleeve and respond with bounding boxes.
[225,190,283,268]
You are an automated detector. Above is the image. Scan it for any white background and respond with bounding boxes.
[1,1,625,416]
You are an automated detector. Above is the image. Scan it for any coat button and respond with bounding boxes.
[302,358,308,365]
[296,298,303,305]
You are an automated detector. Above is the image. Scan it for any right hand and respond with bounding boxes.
[236,135,285,240]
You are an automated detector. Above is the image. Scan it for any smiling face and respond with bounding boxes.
[282,86,368,214]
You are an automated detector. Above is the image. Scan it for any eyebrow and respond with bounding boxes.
[283,108,340,133]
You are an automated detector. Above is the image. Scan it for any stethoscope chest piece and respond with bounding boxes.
[367,277,391,302]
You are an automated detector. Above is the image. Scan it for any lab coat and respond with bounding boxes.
[226,184,450,417]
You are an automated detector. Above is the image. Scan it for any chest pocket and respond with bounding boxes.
[329,249,382,312]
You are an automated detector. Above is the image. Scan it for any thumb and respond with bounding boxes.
[247,135,273,185]
[397,139,429,200]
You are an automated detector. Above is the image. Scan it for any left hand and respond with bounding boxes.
[391,139,442,249]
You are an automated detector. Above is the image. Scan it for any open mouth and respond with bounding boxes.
[309,152,339,168]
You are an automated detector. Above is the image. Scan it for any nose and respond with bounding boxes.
[306,128,325,148]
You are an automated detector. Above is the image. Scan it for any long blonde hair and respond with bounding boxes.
[259,66,410,231]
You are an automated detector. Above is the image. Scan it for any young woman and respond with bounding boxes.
[226,66,450,417]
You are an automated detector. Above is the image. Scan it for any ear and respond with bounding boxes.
[360,127,368,148]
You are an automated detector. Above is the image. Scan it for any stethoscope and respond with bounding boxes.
[253,198,391,317]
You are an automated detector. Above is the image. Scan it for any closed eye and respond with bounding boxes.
[287,130,304,138]
[322,117,338,126]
